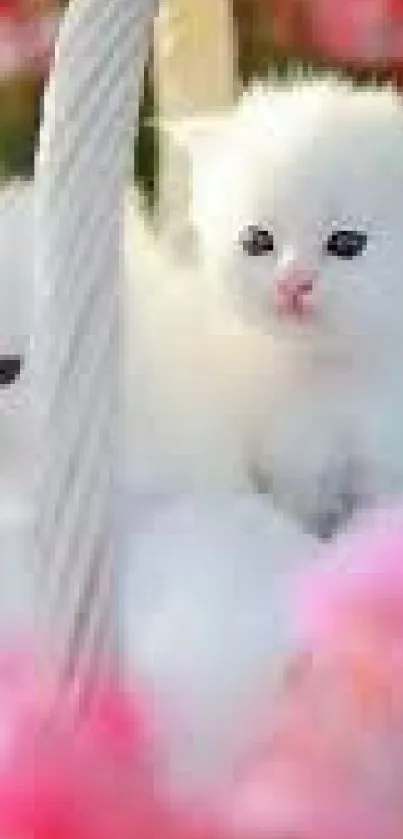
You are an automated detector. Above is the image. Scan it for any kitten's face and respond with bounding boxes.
[185,83,403,352]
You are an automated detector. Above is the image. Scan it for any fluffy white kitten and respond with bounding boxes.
[125,79,403,537]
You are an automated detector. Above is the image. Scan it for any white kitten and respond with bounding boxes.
[170,78,403,536]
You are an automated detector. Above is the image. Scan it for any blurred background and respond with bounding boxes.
[0,0,402,205]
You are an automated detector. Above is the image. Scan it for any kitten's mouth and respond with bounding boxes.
[275,293,315,322]
[277,305,314,323]
[274,306,316,332]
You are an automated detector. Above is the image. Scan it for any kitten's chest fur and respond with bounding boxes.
[247,347,403,538]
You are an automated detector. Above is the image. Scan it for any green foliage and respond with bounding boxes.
[0,63,158,202]
[0,118,33,178]
[0,76,41,179]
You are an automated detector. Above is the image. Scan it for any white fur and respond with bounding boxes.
[122,190,255,492]
[119,494,316,799]
[125,79,403,534]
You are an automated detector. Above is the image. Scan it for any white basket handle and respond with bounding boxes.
[31,0,157,716]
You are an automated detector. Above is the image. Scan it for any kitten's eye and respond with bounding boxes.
[239,225,274,256]
[0,356,22,387]
[325,229,367,260]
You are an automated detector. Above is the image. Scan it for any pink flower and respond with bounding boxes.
[311,0,403,62]
[215,504,403,839]
[0,10,58,77]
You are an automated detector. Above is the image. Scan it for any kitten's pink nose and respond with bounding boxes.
[274,266,316,318]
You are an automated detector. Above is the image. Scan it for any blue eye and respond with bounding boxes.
[325,229,367,260]
[240,225,274,256]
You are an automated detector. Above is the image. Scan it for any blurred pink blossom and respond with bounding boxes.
[311,0,403,62]
[0,8,58,78]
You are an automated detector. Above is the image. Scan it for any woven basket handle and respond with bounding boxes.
[31,0,157,716]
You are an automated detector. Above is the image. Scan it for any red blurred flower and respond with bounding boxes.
[311,0,403,64]
[0,0,58,78]
[0,1,20,15]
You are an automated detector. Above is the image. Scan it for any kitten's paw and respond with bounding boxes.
[248,458,361,542]
[310,477,359,541]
